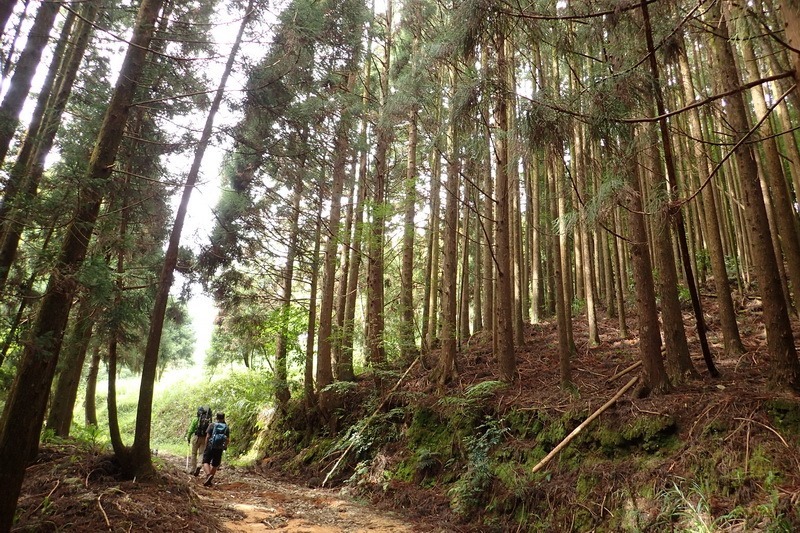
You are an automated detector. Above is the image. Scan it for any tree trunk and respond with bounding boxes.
[317,69,359,413]
[643,122,698,384]
[611,210,629,337]
[339,139,367,382]
[494,32,516,382]
[421,89,443,353]
[574,121,600,347]
[550,158,572,387]
[0,0,164,524]
[711,1,800,390]
[780,0,800,95]
[741,15,800,312]
[459,194,471,342]
[305,201,323,411]
[0,1,97,289]
[276,159,304,408]
[400,53,419,363]
[556,151,575,352]
[676,35,745,356]
[481,52,495,334]
[0,0,19,37]
[84,345,101,427]
[0,0,60,166]
[641,0,713,380]
[527,155,542,323]
[127,0,253,479]
[621,131,671,396]
[366,2,391,379]
[435,71,460,385]
[45,296,96,437]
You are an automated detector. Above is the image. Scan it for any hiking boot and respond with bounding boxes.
[203,474,214,487]
[193,466,202,477]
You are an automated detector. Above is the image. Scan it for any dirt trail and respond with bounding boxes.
[190,466,419,532]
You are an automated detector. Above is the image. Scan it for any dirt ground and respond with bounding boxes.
[12,447,438,532]
[199,465,420,532]
[11,292,800,531]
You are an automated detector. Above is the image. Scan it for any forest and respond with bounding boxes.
[3,0,800,530]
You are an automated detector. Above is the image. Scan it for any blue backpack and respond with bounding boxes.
[209,422,228,450]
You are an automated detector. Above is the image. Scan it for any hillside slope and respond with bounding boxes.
[260,305,800,532]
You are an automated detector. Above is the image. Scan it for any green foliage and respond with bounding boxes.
[767,399,800,436]
[695,248,711,274]
[447,417,507,517]
[651,479,753,532]
[437,380,507,413]
[593,415,677,456]
[202,370,277,456]
[677,285,691,306]
[206,301,307,373]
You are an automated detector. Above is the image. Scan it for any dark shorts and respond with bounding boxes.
[202,447,223,467]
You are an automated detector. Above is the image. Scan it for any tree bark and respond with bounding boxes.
[741,15,800,312]
[621,130,671,396]
[84,345,101,427]
[780,0,800,95]
[317,69,359,413]
[0,6,76,287]
[276,157,305,408]
[305,201,323,411]
[400,47,419,363]
[45,295,96,437]
[366,2,391,379]
[643,122,698,383]
[494,31,516,382]
[421,87,443,353]
[550,158,572,388]
[0,0,19,38]
[435,71,460,385]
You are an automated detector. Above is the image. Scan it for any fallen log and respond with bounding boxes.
[531,375,639,474]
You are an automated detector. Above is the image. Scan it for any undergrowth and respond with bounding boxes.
[261,376,800,532]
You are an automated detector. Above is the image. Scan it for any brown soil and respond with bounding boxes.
[12,448,430,532]
[11,296,800,532]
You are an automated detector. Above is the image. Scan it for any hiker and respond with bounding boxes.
[186,406,211,476]
[202,412,230,487]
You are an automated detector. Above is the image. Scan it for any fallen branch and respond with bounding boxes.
[322,357,420,487]
[97,493,110,528]
[532,375,639,474]
[607,361,641,383]
[734,416,789,448]
[30,480,60,515]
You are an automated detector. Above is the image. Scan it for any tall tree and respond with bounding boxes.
[494,30,516,382]
[365,0,392,379]
[674,33,745,357]
[0,0,165,525]
[710,0,800,390]
[0,0,99,290]
[434,68,461,385]
[0,0,60,166]
[124,0,254,479]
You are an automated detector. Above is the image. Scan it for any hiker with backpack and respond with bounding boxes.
[202,412,230,487]
[186,406,211,476]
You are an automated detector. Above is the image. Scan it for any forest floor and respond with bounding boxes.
[11,292,800,531]
[12,446,428,532]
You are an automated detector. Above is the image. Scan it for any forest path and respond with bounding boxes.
[171,456,418,532]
